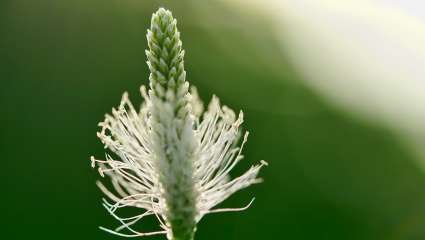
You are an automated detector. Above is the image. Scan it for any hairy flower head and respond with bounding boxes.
[91,8,266,240]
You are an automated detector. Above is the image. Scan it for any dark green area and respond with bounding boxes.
[1,1,425,239]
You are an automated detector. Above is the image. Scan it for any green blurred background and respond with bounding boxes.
[2,0,425,239]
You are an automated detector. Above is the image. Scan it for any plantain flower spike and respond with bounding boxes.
[91,8,267,240]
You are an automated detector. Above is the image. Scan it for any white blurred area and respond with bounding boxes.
[225,0,425,164]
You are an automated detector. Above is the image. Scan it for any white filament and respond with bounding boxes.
[91,87,266,237]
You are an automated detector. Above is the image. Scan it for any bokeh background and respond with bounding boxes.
[2,0,425,239]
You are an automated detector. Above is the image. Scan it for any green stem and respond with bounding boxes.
[146,8,198,240]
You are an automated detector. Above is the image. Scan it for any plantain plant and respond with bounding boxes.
[91,8,266,240]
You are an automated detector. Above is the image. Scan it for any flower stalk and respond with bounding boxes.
[146,8,198,240]
[91,7,266,240]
